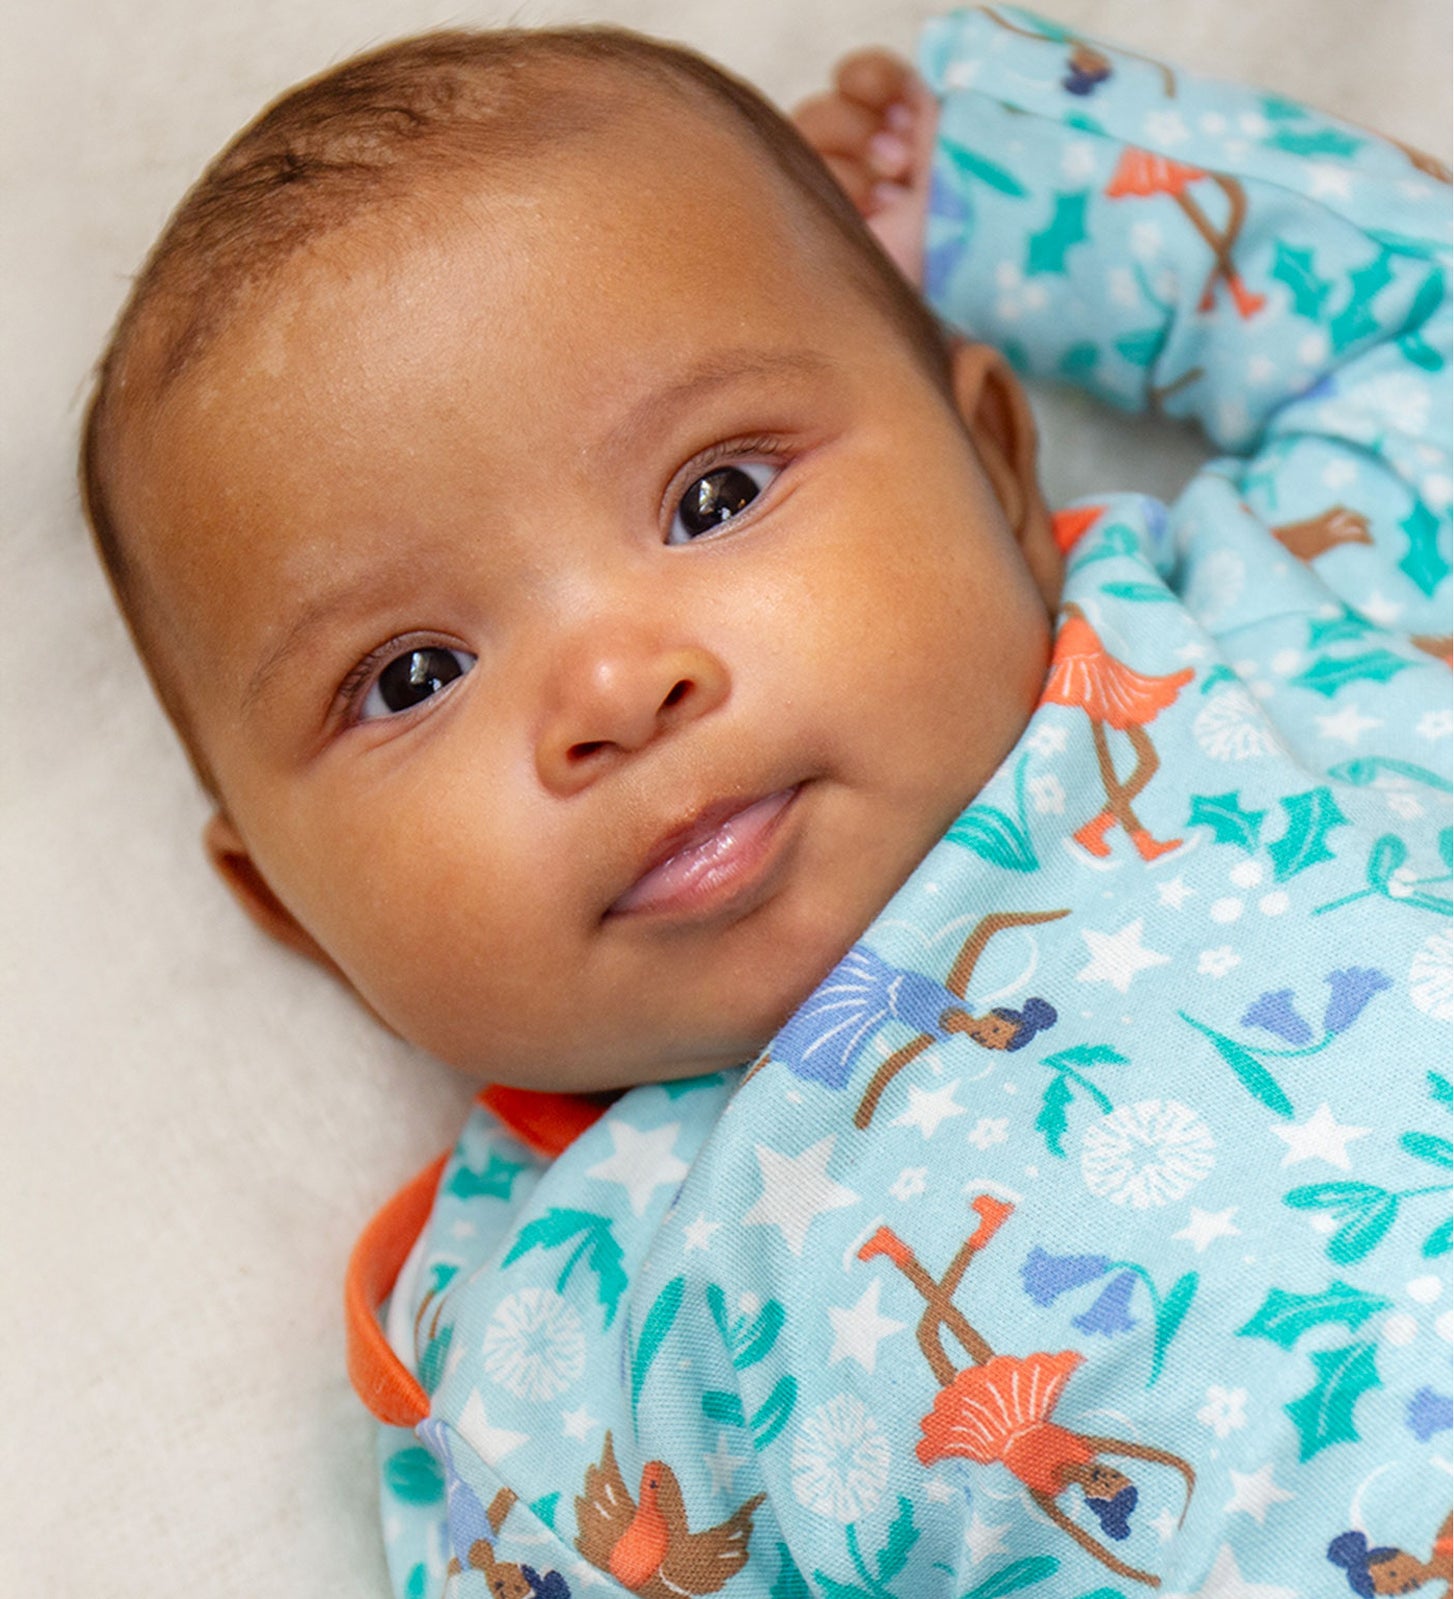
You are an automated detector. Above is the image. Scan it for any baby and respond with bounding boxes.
[82,9,1451,1598]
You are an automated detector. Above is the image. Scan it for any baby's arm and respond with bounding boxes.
[800,14,1452,638]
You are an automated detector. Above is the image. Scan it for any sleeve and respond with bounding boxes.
[916,7,1452,639]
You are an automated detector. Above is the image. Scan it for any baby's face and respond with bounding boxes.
[118,95,1055,1088]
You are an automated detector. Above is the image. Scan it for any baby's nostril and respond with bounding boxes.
[661,680,691,710]
[569,739,606,762]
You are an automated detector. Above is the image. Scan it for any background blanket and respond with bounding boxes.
[3,1,1447,1592]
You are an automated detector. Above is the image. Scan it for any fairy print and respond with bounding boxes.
[858,1197,1194,1586]
[1328,1511,1453,1597]
[1042,602,1193,860]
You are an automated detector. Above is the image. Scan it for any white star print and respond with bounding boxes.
[963,1511,1010,1564]
[1174,1207,1241,1252]
[1077,919,1172,993]
[562,1405,597,1441]
[742,1136,858,1255]
[892,1079,968,1139]
[1363,589,1403,626]
[585,1120,689,1216]
[1224,1462,1295,1525]
[702,1433,750,1495]
[1157,874,1195,910]
[827,1280,906,1374]
[1272,1102,1371,1170]
[1162,1542,1298,1599]
[1315,702,1382,746]
[924,1476,956,1504]
[1150,1506,1180,1543]
[682,1214,722,1252]
[1308,162,1354,199]
[457,1389,528,1468]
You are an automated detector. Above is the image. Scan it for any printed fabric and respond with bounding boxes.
[374,10,1453,1597]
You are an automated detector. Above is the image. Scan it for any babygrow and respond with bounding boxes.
[355,11,1453,1597]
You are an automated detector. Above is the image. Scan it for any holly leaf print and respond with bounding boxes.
[502,1208,629,1327]
[1330,250,1397,353]
[941,138,1028,197]
[1238,1280,1393,1349]
[1291,650,1413,696]
[1187,791,1266,852]
[1025,190,1089,275]
[1307,605,1376,649]
[448,1150,527,1202]
[1114,327,1165,369]
[1268,787,1349,880]
[1269,124,1363,160]
[1398,270,1448,370]
[1101,581,1174,601]
[877,1497,920,1585]
[1271,242,1334,318]
[1400,500,1452,597]
[1035,1074,1075,1157]
[1285,1341,1382,1460]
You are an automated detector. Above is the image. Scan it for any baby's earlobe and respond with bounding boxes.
[202,811,334,969]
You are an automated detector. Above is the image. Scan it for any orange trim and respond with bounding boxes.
[1051,505,1106,554]
[477,1084,614,1159]
[345,1152,446,1428]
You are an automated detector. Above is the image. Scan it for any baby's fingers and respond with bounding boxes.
[794,88,914,191]
[832,49,918,119]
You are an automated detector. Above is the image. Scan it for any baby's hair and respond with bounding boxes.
[79,26,953,796]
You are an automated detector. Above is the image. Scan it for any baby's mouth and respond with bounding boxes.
[607,787,801,920]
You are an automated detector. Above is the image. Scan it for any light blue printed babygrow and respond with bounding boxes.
[370,11,1453,1596]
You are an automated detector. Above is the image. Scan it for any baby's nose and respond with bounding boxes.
[534,639,729,795]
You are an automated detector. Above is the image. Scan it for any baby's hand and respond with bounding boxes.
[793,50,939,287]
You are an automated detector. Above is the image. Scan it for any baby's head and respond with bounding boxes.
[83,27,1061,1090]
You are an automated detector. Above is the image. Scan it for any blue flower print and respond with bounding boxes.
[1241,989,1313,1045]
[1072,1270,1140,1337]
[1021,1246,1111,1306]
[1405,1386,1453,1441]
[1323,967,1393,1035]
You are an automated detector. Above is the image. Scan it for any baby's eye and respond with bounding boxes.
[359,646,475,721]
[668,461,777,544]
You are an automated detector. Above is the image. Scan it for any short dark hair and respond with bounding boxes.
[81,26,953,794]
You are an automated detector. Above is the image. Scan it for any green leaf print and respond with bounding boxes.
[1238,1281,1393,1349]
[702,1391,747,1427]
[1100,581,1173,602]
[384,1446,445,1505]
[1307,606,1376,649]
[1423,1217,1453,1258]
[404,1564,428,1599]
[1114,328,1165,369]
[1026,191,1089,275]
[877,1497,920,1584]
[1035,1074,1075,1157]
[1044,1045,1129,1070]
[1187,791,1265,852]
[1429,1072,1453,1106]
[1400,1132,1454,1168]
[631,1276,685,1416]
[1399,500,1452,597]
[962,1557,1061,1598]
[1328,757,1454,793]
[1285,1341,1382,1461]
[941,138,1028,197]
[1441,830,1454,870]
[772,1547,814,1599]
[1267,787,1349,881]
[1268,124,1362,160]
[531,1492,559,1530]
[1179,1013,1294,1117]
[706,1282,786,1369]
[1284,1182,1399,1265]
[1330,251,1397,353]
[502,1208,629,1327]
[750,1376,798,1448]
[1291,650,1413,697]
[1152,1273,1199,1381]
[947,753,1038,871]
[448,1150,526,1201]
[1271,242,1334,318]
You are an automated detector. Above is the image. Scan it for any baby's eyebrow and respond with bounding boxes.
[603,348,833,456]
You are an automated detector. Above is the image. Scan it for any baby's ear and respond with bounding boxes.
[950,341,1062,610]
[203,811,337,972]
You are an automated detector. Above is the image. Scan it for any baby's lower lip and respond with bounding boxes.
[608,788,801,919]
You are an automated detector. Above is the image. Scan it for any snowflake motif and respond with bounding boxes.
[1193,686,1279,762]
[1130,221,1164,261]
[1416,708,1453,740]
[1196,1385,1248,1438]
[481,1288,586,1401]
[1029,774,1066,815]
[1143,109,1190,146]
[1409,929,1453,1021]
[790,1394,891,1523]
[1028,723,1069,758]
[1198,946,1241,978]
[1081,1099,1216,1209]
[967,1117,1010,1151]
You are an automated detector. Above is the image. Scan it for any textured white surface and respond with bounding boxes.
[2,1,1447,1593]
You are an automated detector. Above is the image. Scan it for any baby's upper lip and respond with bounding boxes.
[607,786,799,917]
